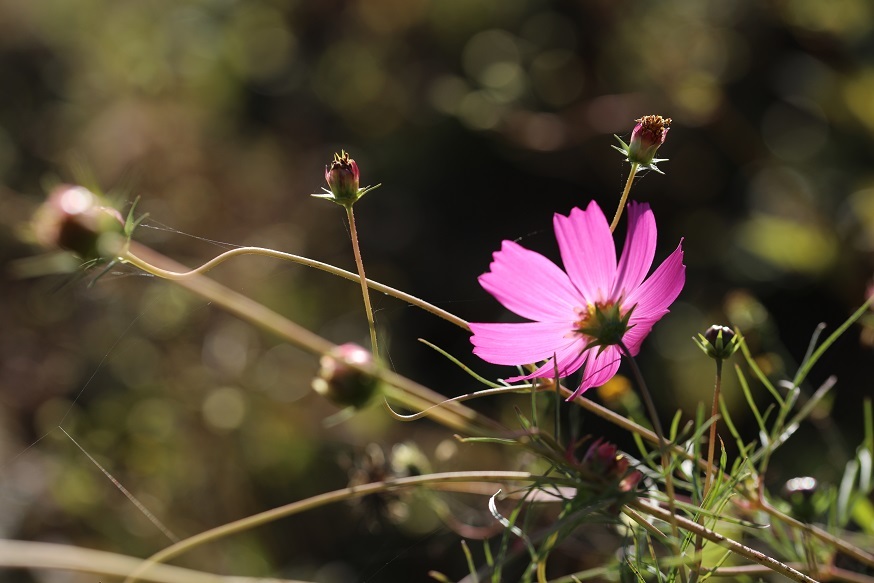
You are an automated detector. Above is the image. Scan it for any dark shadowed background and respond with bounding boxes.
[1,0,874,581]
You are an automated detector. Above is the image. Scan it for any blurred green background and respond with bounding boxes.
[1,0,874,580]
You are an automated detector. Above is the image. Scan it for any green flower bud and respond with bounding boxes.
[694,325,740,360]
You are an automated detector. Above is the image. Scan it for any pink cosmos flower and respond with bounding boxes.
[470,201,685,400]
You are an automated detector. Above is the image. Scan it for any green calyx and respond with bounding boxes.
[577,302,634,350]
[312,183,382,207]
[612,135,668,175]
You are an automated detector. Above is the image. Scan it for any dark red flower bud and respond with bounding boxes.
[314,150,380,206]
[325,151,360,204]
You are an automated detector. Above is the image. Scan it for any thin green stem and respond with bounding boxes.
[692,358,724,582]
[117,239,499,435]
[609,162,639,233]
[620,342,687,583]
[124,471,544,583]
[121,243,468,330]
[703,358,723,498]
[0,540,309,583]
[561,377,874,572]
[345,204,379,356]
[627,500,821,583]
[758,498,874,570]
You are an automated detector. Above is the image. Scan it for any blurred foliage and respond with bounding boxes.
[1,0,874,581]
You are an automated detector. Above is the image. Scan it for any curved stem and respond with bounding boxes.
[120,242,468,330]
[124,471,544,583]
[609,162,639,233]
[116,240,499,435]
[345,205,379,356]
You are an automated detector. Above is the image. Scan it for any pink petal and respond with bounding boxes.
[612,202,657,299]
[479,240,581,322]
[505,338,590,381]
[554,202,616,304]
[622,321,656,356]
[624,241,685,322]
[567,346,622,400]
[470,321,576,365]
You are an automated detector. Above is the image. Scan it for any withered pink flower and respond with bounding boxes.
[470,201,685,400]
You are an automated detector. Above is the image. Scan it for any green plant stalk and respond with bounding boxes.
[793,294,874,388]
[0,540,310,583]
[345,204,379,356]
[703,359,723,497]
[117,238,874,573]
[609,162,639,233]
[117,239,499,435]
[560,379,874,570]
[119,243,468,329]
[626,501,820,583]
[758,499,874,570]
[620,343,687,583]
[124,471,544,583]
[691,357,724,582]
[705,564,874,583]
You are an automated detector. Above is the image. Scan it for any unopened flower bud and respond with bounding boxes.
[582,439,619,472]
[613,115,671,173]
[312,343,379,409]
[694,325,740,360]
[325,151,360,203]
[580,438,642,493]
[313,150,380,206]
[32,185,124,260]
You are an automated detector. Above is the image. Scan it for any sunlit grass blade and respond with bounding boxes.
[735,365,768,440]
[718,394,750,460]
[461,540,478,583]
[793,295,874,387]
[419,338,502,388]
[737,331,784,407]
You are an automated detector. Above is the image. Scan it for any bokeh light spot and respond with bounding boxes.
[202,385,247,431]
